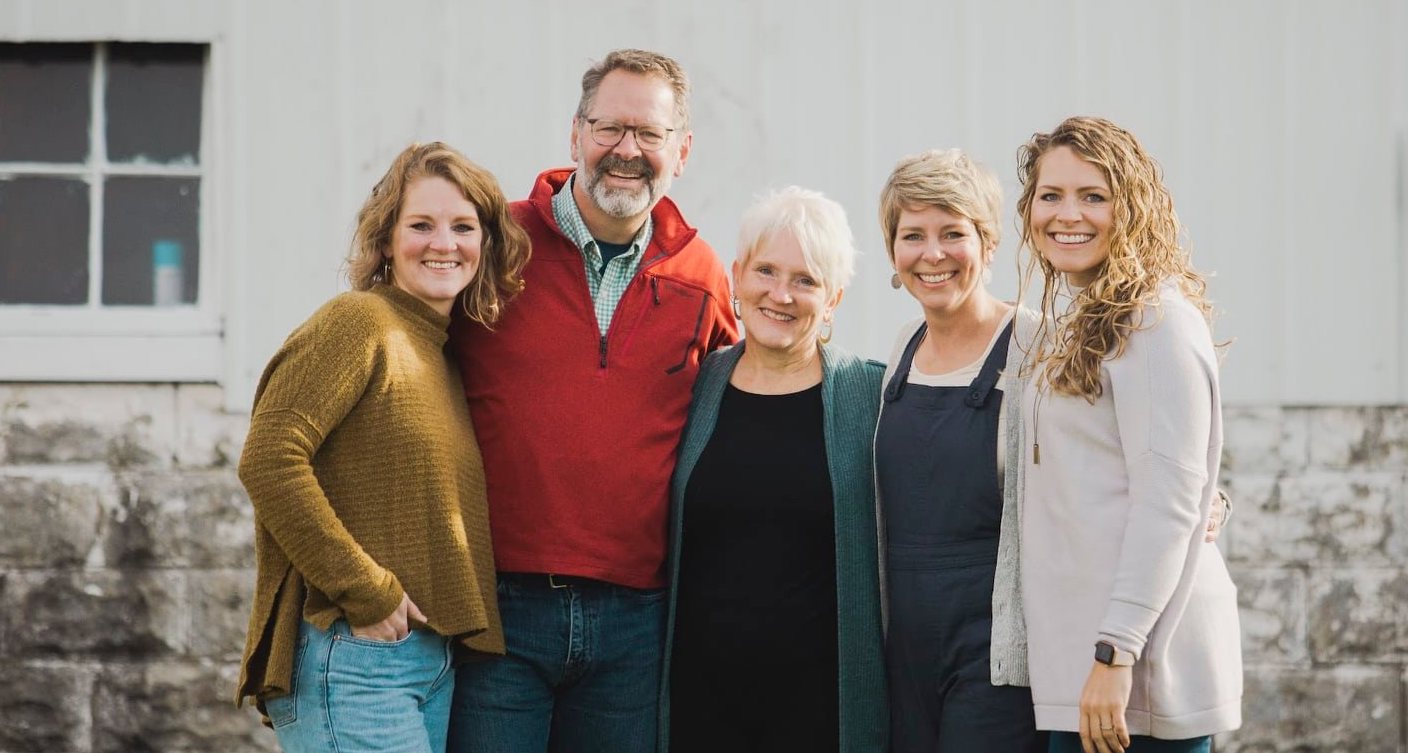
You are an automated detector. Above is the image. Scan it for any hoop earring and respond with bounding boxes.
[818,316,834,345]
[732,296,742,319]
[890,273,902,290]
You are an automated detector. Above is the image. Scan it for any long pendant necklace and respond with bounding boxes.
[1032,383,1044,465]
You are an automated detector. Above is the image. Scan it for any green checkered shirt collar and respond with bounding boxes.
[551,175,653,335]
[551,174,653,260]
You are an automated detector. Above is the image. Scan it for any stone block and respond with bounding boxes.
[0,384,177,468]
[1226,470,1405,566]
[1217,666,1400,753]
[0,570,186,658]
[0,474,106,568]
[189,569,255,660]
[104,470,253,569]
[1305,406,1408,471]
[0,662,92,752]
[1308,568,1408,663]
[175,385,250,469]
[1221,406,1309,474]
[92,661,276,753]
[1228,565,1308,665]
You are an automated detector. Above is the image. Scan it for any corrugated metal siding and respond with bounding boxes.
[2,0,1401,406]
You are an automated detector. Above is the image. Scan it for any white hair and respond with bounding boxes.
[736,186,858,295]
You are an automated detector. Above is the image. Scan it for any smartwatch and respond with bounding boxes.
[1094,641,1136,667]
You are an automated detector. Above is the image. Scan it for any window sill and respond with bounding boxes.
[0,333,221,382]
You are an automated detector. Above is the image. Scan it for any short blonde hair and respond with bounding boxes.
[347,142,528,325]
[878,148,1003,260]
[736,186,857,295]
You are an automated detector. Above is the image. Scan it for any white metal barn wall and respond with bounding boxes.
[2,0,1401,407]
[0,2,1406,751]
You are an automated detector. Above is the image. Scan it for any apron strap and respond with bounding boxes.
[882,323,928,403]
[964,318,1015,409]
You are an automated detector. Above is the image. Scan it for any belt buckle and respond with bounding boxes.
[548,574,569,589]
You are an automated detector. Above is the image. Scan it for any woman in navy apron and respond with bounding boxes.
[874,149,1045,753]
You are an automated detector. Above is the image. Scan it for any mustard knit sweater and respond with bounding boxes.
[235,283,503,708]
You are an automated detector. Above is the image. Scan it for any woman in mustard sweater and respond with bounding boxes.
[235,142,529,753]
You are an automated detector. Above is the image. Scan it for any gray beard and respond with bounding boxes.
[587,177,653,219]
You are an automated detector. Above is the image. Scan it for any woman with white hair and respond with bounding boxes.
[659,187,887,753]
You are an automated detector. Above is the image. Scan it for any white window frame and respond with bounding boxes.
[0,41,220,382]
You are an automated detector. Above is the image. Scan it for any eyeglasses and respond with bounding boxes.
[584,118,675,151]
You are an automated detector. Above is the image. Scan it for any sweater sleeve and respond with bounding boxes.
[1097,301,1214,656]
[238,300,405,627]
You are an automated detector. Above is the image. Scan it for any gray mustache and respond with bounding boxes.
[596,155,655,182]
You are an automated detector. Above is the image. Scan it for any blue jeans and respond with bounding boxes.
[447,573,665,753]
[1049,731,1212,753]
[265,619,455,753]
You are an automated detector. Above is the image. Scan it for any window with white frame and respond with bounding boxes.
[0,41,216,381]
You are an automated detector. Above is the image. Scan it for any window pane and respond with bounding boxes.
[0,43,92,162]
[102,177,199,305]
[106,43,203,165]
[0,177,90,304]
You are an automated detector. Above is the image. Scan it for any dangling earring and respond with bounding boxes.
[890,273,902,290]
[818,315,834,345]
[375,259,392,284]
[732,296,743,319]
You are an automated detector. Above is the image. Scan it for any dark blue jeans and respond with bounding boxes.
[447,573,665,753]
[1049,731,1212,753]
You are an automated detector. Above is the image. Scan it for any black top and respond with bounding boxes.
[672,381,837,669]
[596,239,633,271]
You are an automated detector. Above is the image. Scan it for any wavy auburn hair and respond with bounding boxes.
[348,142,528,326]
[1016,116,1212,400]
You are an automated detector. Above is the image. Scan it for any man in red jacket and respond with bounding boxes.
[447,49,737,753]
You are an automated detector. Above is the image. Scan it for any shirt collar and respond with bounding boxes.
[551,173,653,257]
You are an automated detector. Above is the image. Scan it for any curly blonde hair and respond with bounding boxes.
[348,142,528,326]
[1015,116,1212,400]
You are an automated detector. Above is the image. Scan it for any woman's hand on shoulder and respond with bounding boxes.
[350,592,426,642]
[1204,488,1232,543]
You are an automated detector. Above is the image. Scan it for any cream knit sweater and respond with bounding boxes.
[1020,283,1241,738]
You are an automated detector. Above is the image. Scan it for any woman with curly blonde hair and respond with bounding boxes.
[1014,117,1242,753]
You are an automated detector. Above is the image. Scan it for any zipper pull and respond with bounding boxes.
[650,276,660,305]
[599,335,608,368]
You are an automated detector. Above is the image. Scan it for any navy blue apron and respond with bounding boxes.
[876,319,1042,753]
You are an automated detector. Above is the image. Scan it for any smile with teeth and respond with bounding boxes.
[916,271,957,284]
[1052,232,1094,244]
[423,260,461,269]
[758,308,795,322]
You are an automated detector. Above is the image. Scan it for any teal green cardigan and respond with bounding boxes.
[659,342,888,753]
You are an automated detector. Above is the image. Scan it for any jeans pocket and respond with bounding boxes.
[265,693,297,728]
[264,628,309,728]
[340,630,419,648]
[621,585,666,604]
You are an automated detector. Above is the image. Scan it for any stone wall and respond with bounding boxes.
[0,386,1404,752]
[1218,407,1407,753]
[0,385,269,753]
